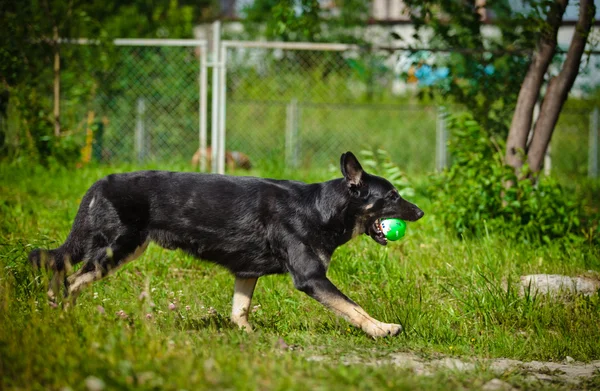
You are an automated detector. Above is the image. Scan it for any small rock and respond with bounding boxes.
[519,274,600,297]
[565,356,575,363]
[482,378,514,391]
[432,357,476,372]
[532,373,554,382]
[489,358,521,373]
[85,376,105,391]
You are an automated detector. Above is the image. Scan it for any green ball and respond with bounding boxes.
[380,218,407,241]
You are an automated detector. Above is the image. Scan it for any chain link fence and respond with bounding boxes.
[63,42,205,164]
[99,45,201,162]
[224,45,438,173]
[58,39,599,180]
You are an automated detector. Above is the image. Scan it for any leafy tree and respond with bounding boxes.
[242,0,370,43]
[0,0,215,163]
[1,0,95,161]
[402,0,538,137]
[506,0,595,177]
[243,0,322,42]
[402,0,596,177]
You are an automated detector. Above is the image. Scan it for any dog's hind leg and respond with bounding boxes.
[231,277,258,332]
[30,187,99,302]
[66,236,149,306]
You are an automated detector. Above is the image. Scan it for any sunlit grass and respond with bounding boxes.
[1,161,599,390]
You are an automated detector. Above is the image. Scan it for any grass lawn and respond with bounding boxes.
[1,162,599,390]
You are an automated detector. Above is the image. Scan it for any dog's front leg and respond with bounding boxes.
[288,248,402,338]
[231,277,258,332]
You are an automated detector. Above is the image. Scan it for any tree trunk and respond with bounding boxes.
[527,0,596,173]
[504,0,567,175]
[53,25,61,137]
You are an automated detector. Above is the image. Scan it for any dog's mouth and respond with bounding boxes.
[368,218,388,246]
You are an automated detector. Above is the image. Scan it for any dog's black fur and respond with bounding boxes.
[30,152,423,334]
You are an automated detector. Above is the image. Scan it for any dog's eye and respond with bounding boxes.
[386,191,400,200]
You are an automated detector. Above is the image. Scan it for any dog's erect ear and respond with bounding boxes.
[340,151,363,187]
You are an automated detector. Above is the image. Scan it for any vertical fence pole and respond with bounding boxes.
[293,100,300,168]
[135,97,146,162]
[533,102,552,177]
[218,44,227,175]
[210,21,221,173]
[285,98,299,168]
[199,42,208,172]
[590,107,599,179]
[436,106,448,171]
[544,144,552,176]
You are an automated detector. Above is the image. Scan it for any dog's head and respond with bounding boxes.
[341,151,424,245]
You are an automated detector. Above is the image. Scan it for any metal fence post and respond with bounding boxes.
[590,107,599,179]
[135,97,146,162]
[285,98,299,168]
[199,42,208,172]
[218,43,227,175]
[534,102,552,177]
[436,106,448,171]
[544,144,552,177]
[210,21,221,174]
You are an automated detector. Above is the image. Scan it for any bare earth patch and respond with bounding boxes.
[306,351,600,386]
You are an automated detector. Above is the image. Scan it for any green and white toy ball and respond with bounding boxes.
[380,218,407,241]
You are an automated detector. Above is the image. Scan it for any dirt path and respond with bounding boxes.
[306,351,600,388]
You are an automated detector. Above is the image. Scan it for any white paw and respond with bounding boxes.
[231,316,254,333]
[364,321,402,338]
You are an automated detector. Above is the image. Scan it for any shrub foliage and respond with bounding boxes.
[432,113,593,244]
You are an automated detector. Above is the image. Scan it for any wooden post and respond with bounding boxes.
[53,26,61,137]
[81,111,96,164]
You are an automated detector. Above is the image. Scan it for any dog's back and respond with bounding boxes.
[32,171,332,278]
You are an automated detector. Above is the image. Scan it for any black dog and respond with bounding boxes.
[30,152,423,337]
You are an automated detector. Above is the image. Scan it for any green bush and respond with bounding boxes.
[431,113,594,244]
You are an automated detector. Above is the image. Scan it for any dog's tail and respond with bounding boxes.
[29,245,79,273]
[29,248,55,270]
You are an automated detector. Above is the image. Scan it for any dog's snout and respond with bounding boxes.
[416,208,424,219]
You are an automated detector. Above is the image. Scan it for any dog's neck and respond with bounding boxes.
[314,178,364,247]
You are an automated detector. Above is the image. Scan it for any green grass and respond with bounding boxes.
[1,162,600,390]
